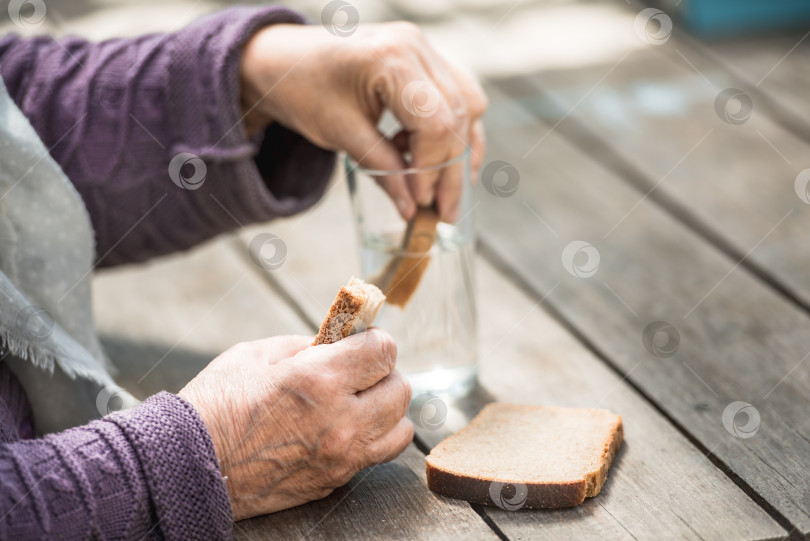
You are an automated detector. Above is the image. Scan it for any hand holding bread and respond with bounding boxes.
[179,329,412,520]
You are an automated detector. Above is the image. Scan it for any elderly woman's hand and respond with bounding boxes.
[239,22,488,223]
[178,329,413,520]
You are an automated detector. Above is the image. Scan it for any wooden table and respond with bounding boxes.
[91,1,810,538]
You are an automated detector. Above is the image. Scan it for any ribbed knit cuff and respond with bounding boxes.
[106,392,232,540]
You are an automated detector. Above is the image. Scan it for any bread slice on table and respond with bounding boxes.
[312,278,386,345]
[426,403,623,509]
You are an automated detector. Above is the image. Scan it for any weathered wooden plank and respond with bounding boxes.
[677,30,810,141]
[250,170,786,539]
[499,42,810,311]
[92,238,312,397]
[475,84,810,535]
[235,177,363,331]
[234,445,499,541]
[93,236,496,539]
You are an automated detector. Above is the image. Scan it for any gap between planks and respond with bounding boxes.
[226,236,321,332]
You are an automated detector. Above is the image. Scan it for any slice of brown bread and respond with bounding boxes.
[426,403,623,509]
[312,278,386,345]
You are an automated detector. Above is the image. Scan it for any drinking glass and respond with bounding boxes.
[345,148,477,397]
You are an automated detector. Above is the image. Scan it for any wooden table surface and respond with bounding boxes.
[88,0,810,539]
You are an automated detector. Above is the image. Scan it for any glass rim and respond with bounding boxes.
[345,146,470,176]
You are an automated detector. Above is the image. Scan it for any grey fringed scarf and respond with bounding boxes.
[0,78,138,434]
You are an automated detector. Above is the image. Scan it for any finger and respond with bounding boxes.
[250,334,313,364]
[447,65,488,123]
[385,75,456,206]
[355,369,412,440]
[429,82,468,223]
[470,120,486,184]
[344,118,416,220]
[377,171,417,221]
[434,108,468,223]
[407,93,457,207]
[412,60,473,222]
[435,156,465,224]
[297,328,397,392]
[443,63,487,187]
[365,416,414,465]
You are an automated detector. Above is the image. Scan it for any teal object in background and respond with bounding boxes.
[659,0,810,36]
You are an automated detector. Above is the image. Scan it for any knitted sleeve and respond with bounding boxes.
[0,391,232,540]
[0,7,335,266]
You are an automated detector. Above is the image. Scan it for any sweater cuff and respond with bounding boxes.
[105,392,232,540]
[167,6,335,230]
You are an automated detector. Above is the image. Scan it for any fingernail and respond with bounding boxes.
[396,197,411,217]
[444,208,458,224]
[418,194,434,207]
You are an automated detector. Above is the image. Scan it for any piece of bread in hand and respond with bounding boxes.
[426,403,623,509]
[373,206,439,308]
[312,278,386,345]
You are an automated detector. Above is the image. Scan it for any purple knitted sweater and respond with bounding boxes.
[0,6,335,540]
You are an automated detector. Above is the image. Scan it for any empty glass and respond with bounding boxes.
[345,148,477,397]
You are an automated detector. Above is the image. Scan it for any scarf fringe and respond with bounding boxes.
[0,329,109,385]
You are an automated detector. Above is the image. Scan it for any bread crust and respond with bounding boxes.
[426,466,588,508]
[425,407,623,509]
[312,278,385,345]
[585,418,623,498]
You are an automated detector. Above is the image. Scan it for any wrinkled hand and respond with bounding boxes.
[178,330,413,520]
[240,22,488,223]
